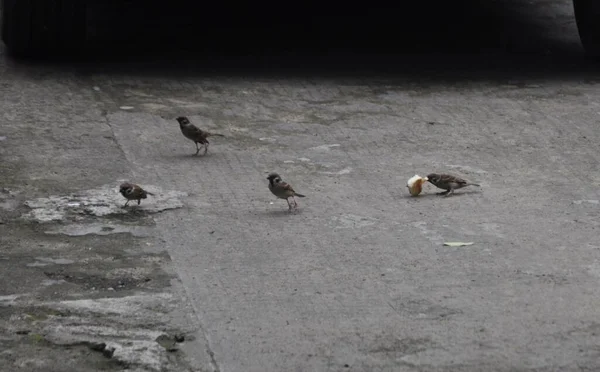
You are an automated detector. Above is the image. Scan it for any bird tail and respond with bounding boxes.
[295,193,306,198]
[146,191,155,196]
[209,133,225,137]
[468,183,481,187]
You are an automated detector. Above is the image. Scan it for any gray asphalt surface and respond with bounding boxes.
[2,1,600,371]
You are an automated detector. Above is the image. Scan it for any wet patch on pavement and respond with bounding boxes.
[0,221,200,371]
[44,223,154,237]
[21,183,187,223]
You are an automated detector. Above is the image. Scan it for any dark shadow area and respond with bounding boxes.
[6,0,600,81]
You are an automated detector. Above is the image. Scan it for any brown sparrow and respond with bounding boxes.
[267,173,305,211]
[119,182,154,207]
[176,116,225,155]
[426,173,480,197]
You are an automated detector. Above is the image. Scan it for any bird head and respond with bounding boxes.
[176,116,190,126]
[267,173,282,185]
[119,182,134,195]
[425,174,439,183]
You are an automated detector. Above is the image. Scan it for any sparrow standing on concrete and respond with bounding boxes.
[176,116,225,156]
[426,173,480,197]
[119,182,154,207]
[267,173,305,211]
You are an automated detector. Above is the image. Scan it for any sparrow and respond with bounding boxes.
[267,173,305,211]
[176,116,225,156]
[426,173,480,197]
[119,182,155,207]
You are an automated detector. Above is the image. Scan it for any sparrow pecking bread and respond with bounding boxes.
[426,173,480,197]
[119,182,155,207]
[176,116,225,156]
[267,173,305,211]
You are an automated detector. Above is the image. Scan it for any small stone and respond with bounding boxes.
[15,330,30,335]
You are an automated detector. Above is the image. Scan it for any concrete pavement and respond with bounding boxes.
[2,1,600,371]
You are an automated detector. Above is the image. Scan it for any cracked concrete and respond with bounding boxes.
[3,0,600,371]
[0,222,205,371]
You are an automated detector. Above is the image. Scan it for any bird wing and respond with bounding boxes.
[442,174,467,185]
[181,124,210,143]
[131,185,145,197]
[279,181,297,194]
[189,124,206,136]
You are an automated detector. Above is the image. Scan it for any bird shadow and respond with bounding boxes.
[118,206,152,216]
[252,208,303,217]
[163,153,205,160]
[442,190,483,197]
[403,189,482,200]
[162,152,222,161]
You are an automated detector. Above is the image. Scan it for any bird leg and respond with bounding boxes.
[194,142,200,156]
[286,197,293,211]
[203,143,209,155]
[292,197,298,209]
[123,200,130,208]
[137,199,141,205]
[437,190,450,196]
[445,188,455,197]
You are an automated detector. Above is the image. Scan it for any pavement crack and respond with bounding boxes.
[208,349,221,372]
[101,111,132,169]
